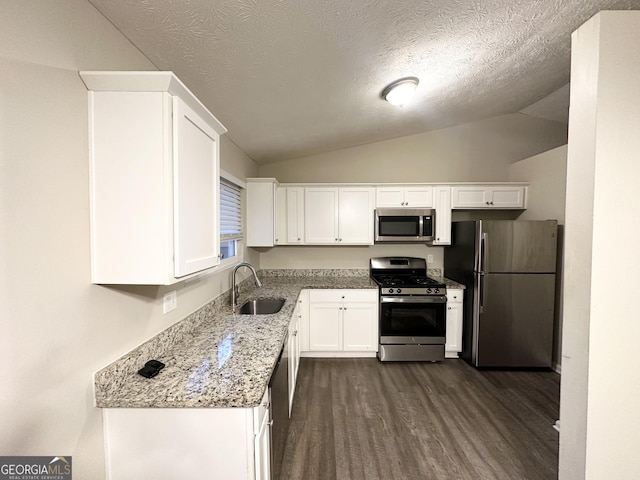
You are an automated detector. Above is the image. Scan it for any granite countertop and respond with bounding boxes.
[94,271,376,410]
[438,277,466,289]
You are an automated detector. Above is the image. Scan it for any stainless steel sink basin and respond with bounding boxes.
[238,298,285,315]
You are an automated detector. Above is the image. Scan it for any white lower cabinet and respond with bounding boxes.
[103,387,271,480]
[254,397,271,480]
[287,301,301,416]
[445,289,464,358]
[305,289,378,356]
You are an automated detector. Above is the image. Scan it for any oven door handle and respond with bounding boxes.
[381,295,447,304]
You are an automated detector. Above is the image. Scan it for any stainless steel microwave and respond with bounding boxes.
[375,208,435,243]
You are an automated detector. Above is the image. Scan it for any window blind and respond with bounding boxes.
[220,178,243,241]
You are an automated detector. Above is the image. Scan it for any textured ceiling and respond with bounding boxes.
[88,0,640,164]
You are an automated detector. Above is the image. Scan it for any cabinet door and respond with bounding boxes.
[446,289,463,356]
[490,186,525,208]
[451,185,526,209]
[275,187,287,245]
[404,186,434,207]
[342,302,378,351]
[288,312,300,416]
[451,186,490,208]
[338,187,374,244]
[298,290,310,352]
[308,303,342,350]
[432,186,452,245]
[286,187,305,244]
[304,188,338,243]
[375,187,405,207]
[247,180,277,247]
[173,96,220,277]
[254,413,271,480]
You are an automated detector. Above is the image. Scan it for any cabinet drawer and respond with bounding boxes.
[446,290,463,303]
[309,289,377,303]
[253,387,270,432]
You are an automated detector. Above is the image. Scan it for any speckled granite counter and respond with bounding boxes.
[94,270,376,410]
[438,277,466,289]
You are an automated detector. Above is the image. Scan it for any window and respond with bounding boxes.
[219,173,244,267]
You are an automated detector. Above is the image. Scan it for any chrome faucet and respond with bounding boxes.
[231,262,262,311]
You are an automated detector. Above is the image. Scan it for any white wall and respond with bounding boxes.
[0,2,258,479]
[259,113,567,183]
[510,145,568,224]
[560,11,640,479]
[259,244,443,271]
[259,113,567,271]
[510,145,567,370]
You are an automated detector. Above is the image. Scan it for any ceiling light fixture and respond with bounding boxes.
[381,76,419,106]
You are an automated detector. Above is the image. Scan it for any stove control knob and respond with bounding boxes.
[427,288,432,294]
[388,288,394,294]
[434,288,440,294]
[396,288,401,294]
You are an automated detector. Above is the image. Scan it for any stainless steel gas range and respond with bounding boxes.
[370,257,447,362]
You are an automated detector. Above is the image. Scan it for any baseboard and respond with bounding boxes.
[300,351,377,358]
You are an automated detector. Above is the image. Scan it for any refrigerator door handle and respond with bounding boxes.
[480,232,488,274]
[479,272,485,313]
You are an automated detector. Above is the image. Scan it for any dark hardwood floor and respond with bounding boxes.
[280,358,560,480]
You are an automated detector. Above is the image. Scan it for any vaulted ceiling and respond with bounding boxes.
[88,0,640,164]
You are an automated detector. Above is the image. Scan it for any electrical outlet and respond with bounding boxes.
[163,290,177,314]
[427,254,434,264]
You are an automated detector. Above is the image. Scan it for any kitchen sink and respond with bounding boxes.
[238,298,285,315]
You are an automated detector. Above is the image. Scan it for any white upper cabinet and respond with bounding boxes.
[451,185,526,209]
[246,178,278,247]
[275,186,305,245]
[375,186,434,208]
[80,71,226,285]
[286,187,305,244]
[304,187,374,245]
[432,185,452,245]
[304,188,338,244]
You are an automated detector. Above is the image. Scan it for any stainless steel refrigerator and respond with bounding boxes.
[444,220,558,368]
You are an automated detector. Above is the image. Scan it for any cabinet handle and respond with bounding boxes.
[297,237,301,241]
[335,238,338,242]
[448,307,451,310]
